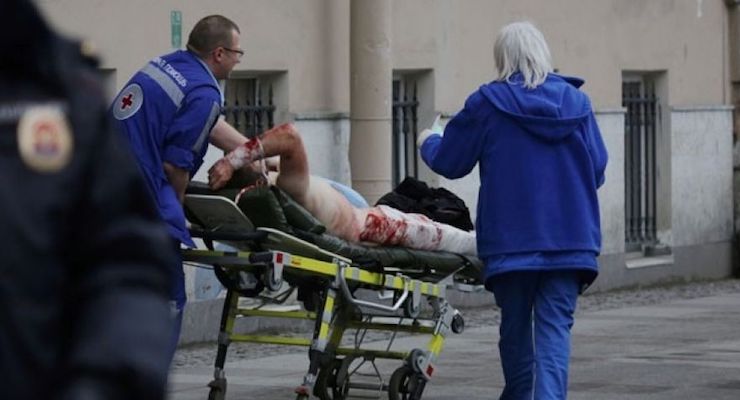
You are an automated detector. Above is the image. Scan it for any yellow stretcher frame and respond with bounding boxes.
[182,245,465,400]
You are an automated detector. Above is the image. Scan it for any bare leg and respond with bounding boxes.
[359,205,476,255]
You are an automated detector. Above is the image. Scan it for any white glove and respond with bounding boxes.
[430,114,443,133]
[417,114,443,147]
[417,128,439,147]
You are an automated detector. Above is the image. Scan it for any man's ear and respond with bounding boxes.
[211,47,224,63]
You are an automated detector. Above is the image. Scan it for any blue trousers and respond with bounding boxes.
[167,241,187,366]
[490,270,580,400]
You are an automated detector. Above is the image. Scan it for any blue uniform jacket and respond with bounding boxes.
[420,73,608,289]
[111,50,223,247]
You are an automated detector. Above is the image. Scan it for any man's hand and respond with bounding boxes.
[208,158,235,190]
[163,162,189,204]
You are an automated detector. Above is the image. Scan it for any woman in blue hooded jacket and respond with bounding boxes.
[418,21,608,400]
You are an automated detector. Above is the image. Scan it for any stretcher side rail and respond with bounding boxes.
[336,260,410,313]
[181,248,445,299]
[189,227,268,242]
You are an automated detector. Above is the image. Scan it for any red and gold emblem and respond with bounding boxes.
[17,106,73,173]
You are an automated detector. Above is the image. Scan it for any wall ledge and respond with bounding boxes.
[594,108,626,115]
[670,105,734,112]
[293,111,350,121]
[625,254,674,270]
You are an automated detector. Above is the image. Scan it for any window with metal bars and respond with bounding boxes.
[392,78,419,187]
[223,78,275,138]
[623,79,659,251]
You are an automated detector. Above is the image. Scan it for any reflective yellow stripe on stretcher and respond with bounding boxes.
[183,249,442,297]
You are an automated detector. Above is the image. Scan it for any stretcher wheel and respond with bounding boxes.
[207,377,227,400]
[451,313,465,334]
[263,269,282,292]
[388,365,426,400]
[407,348,426,374]
[314,358,350,400]
[404,298,420,318]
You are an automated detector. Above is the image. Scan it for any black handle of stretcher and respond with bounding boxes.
[189,228,268,242]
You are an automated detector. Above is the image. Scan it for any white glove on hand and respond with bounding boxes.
[417,114,443,147]
[430,114,443,133]
[417,128,439,147]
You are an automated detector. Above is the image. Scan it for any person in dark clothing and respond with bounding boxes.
[0,1,176,399]
[419,21,608,400]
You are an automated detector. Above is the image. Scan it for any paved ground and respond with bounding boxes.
[169,279,740,399]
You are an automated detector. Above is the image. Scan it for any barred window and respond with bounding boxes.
[392,77,419,187]
[223,78,275,138]
[623,78,659,251]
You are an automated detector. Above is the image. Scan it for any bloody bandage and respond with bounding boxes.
[225,137,263,170]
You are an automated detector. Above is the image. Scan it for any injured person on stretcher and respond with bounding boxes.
[208,122,477,256]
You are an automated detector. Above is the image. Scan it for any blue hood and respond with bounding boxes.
[479,73,591,142]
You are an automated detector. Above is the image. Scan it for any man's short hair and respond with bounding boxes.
[187,15,240,56]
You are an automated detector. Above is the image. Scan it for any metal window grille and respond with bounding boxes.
[392,79,419,187]
[623,80,658,251]
[223,78,275,138]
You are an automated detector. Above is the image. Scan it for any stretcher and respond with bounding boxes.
[182,183,483,400]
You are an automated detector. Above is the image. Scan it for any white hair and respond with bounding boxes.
[494,21,553,89]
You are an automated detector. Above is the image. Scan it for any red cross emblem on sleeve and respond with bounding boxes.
[120,93,134,110]
[113,83,143,121]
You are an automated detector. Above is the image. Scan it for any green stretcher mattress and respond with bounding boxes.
[185,182,482,285]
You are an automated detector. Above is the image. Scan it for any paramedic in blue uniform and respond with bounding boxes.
[111,15,246,360]
[418,22,608,400]
[0,0,175,399]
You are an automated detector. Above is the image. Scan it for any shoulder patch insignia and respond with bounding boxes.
[112,83,143,120]
[17,106,73,173]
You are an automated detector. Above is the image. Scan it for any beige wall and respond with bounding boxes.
[38,0,730,113]
[37,0,350,113]
[391,0,729,110]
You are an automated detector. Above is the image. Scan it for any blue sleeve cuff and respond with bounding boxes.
[420,134,442,166]
[162,145,194,171]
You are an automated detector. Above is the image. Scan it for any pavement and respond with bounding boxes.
[168,290,740,399]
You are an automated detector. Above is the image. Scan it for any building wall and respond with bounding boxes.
[38,0,729,110]
[594,110,627,255]
[36,0,736,302]
[671,106,734,247]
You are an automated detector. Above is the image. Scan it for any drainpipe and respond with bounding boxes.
[727,1,740,140]
[349,0,392,205]
[726,0,740,274]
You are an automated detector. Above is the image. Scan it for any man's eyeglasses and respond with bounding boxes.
[222,47,244,59]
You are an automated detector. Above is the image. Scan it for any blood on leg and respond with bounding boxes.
[359,205,476,254]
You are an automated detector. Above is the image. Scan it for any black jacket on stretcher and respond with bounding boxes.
[0,1,176,399]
